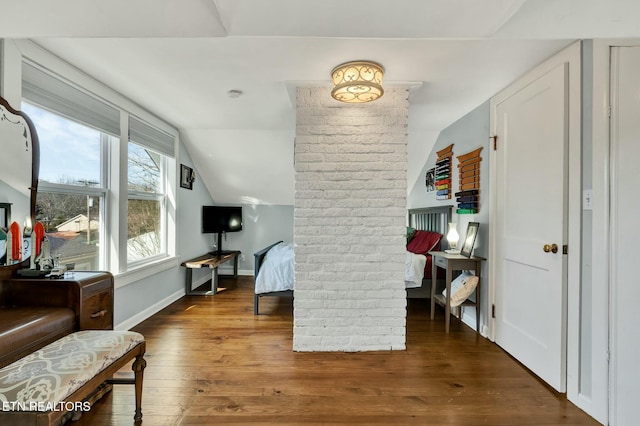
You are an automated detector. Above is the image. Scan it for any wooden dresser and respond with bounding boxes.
[5,271,114,330]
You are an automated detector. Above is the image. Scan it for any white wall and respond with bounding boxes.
[214,203,294,275]
[293,87,409,352]
[406,128,439,197]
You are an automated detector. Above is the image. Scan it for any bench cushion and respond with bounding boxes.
[0,307,75,368]
[0,330,144,411]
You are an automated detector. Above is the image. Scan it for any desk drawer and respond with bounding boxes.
[80,290,113,330]
[434,255,448,269]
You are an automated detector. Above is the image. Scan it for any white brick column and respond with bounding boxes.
[293,87,409,351]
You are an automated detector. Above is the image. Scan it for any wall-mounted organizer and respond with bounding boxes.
[435,144,453,200]
[455,147,482,214]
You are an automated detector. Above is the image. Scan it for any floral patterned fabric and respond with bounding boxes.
[0,330,144,411]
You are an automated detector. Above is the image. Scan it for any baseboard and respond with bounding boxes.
[115,288,184,331]
[460,308,488,338]
[218,268,253,277]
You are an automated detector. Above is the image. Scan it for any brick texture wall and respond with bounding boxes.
[293,87,409,351]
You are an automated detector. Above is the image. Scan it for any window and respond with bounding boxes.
[23,102,108,271]
[127,142,166,263]
[25,103,103,187]
[36,192,102,270]
[22,59,177,275]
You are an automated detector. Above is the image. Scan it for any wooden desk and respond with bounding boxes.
[429,251,485,333]
[7,271,114,330]
[181,251,240,296]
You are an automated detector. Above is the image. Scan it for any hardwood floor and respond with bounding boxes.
[75,277,599,425]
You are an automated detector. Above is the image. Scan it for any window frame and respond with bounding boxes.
[18,44,178,281]
[126,142,170,267]
[26,103,111,271]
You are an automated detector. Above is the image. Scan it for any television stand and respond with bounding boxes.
[215,232,227,255]
[181,251,241,296]
[209,250,234,256]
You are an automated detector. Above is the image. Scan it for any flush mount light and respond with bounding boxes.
[331,60,384,103]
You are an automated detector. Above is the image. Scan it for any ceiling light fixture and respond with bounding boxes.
[331,60,384,103]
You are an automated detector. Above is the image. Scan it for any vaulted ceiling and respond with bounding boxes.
[2,0,639,205]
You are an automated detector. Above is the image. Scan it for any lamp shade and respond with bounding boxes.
[331,61,384,103]
[447,222,459,250]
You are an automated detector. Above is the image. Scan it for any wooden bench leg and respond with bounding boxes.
[133,353,147,422]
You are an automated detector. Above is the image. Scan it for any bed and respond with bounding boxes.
[405,205,453,298]
[253,206,453,314]
[253,241,293,315]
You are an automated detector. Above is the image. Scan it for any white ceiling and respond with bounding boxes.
[2,0,640,205]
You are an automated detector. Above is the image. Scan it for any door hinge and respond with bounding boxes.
[491,135,498,150]
[491,304,496,318]
[608,105,612,118]
[563,245,568,255]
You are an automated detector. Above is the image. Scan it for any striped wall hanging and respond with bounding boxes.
[435,144,453,200]
[455,147,482,214]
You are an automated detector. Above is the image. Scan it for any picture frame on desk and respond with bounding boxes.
[180,164,195,190]
[460,222,479,258]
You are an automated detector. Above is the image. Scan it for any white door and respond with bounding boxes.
[491,54,573,392]
[610,46,640,426]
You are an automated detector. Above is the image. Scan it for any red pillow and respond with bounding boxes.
[406,230,442,255]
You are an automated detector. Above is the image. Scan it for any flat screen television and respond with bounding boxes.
[202,206,243,254]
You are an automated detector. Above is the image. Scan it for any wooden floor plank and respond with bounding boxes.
[73,277,599,425]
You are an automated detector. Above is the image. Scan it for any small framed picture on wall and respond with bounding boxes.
[425,168,435,192]
[180,164,195,190]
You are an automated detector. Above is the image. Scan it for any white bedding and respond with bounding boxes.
[255,243,426,293]
[405,251,427,288]
[254,242,294,294]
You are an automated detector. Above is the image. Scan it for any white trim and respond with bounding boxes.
[114,255,180,289]
[566,41,583,403]
[582,38,613,426]
[218,268,254,277]
[0,40,24,105]
[609,45,621,426]
[489,41,581,394]
[114,288,184,331]
[605,41,640,426]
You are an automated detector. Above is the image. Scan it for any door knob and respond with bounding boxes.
[543,244,551,253]
[550,243,558,253]
[543,244,558,253]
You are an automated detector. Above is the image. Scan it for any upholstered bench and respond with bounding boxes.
[0,330,146,425]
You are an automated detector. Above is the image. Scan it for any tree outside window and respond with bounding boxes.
[127,142,165,263]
